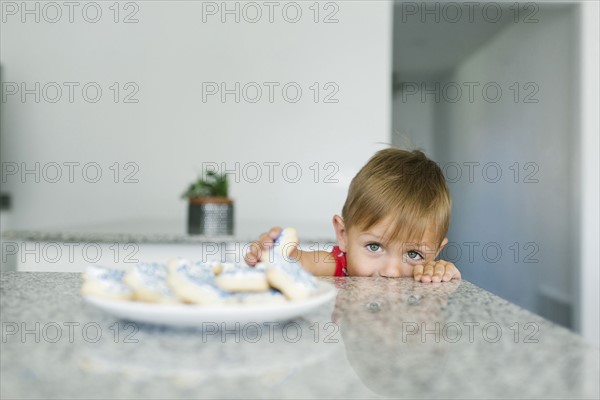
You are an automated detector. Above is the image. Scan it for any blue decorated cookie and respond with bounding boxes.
[167,260,232,304]
[266,258,318,301]
[81,265,133,301]
[215,266,270,292]
[268,228,298,262]
[124,262,179,304]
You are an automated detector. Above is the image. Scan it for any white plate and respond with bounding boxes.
[84,280,337,327]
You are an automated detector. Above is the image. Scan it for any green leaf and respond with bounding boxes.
[182,170,229,199]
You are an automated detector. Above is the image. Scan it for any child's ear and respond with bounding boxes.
[435,237,449,258]
[332,215,348,253]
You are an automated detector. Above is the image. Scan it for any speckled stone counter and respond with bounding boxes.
[1,272,598,399]
[1,229,236,245]
[1,221,336,272]
[1,219,335,245]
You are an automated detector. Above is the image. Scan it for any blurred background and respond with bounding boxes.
[1,1,598,344]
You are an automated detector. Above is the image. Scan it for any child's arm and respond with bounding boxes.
[244,227,336,276]
[296,249,336,276]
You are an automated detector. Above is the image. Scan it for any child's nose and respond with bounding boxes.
[379,260,402,278]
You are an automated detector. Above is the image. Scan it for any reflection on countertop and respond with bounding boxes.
[1,272,598,399]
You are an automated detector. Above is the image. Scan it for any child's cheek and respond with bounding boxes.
[346,262,368,277]
[346,262,358,276]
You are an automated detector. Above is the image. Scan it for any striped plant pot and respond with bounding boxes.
[187,197,234,236]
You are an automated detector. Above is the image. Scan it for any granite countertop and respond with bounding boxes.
[1,229,258,245]
[1,272,598,399]
[1,219,335,245]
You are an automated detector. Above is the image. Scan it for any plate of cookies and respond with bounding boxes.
[82,228,337,327]
[82,260,336,327]
[82,229,336,327]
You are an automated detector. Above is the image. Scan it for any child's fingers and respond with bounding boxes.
[244,241,261,266]
[432,262,446,283]
[245,227,286,266]
[288,244,300,262]
[258,232,272,246]
[267,227,282,242]
[442,266,453,281]
[414,260,461,283]
[450,263,462,280]
[258,227,282,249]
[413,262,433,283]
[421,262,434,282]
[441,263,461,281]
[244,253,257,266]
[413,264,424,281]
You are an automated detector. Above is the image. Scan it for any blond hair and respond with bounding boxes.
[341,148,451,248]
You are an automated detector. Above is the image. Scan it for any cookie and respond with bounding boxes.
[214,266,270,292]
[273,228,298,262]
[254,262,269,271]
[81,265,133,301]
[167,257,192,273]
[123,262,179,304]
[167,260,232,305]
[168,258,225,275]
[209,261,225,275]
[266,260,318,301]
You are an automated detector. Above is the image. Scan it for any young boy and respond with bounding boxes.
[245,148,461,283]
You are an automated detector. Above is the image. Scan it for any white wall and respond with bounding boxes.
[432,6,580,327]
[392,86,435,155]
[0,1,392,240]
[577,2,600,345]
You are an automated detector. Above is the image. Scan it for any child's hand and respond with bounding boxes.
[244,226,300,266]
[413,260,461,283]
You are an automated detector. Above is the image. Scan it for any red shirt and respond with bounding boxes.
[331,246,348,277]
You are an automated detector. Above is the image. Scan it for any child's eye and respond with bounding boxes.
[366,243,382,252]
[406,250,423,261]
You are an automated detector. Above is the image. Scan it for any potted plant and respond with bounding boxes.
[182,170,233,236]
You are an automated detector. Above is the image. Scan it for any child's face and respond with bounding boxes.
[333,215,446,277]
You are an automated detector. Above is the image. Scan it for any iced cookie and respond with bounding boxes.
[124,262,179,303]
[208,260,225,275]
[167,257,192,273]
[168,258,224,275]
[81,265,133,301]
[168,261,232,305]
[214,267,270,292]
[260,227,299,263]
[266,260,318,301]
